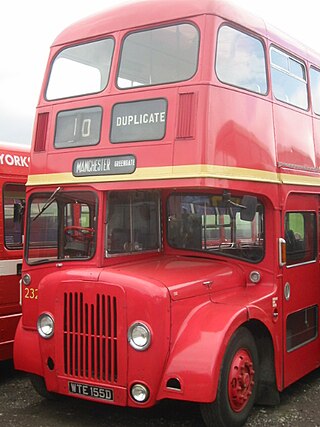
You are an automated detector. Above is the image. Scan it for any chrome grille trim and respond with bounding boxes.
[63,292,118,383]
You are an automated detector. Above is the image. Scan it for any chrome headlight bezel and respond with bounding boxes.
[37,313,54,339]
[131,383,150,403]
[128,322,151,351]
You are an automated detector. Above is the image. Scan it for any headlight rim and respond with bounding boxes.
[128,321,151,351]
[37,312,55,339]
[130,383,150,403]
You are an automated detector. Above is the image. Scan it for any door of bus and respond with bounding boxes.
[0,182,26,360]
[282,194,320,387]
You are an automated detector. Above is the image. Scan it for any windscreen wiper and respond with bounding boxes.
[32,186,61,221]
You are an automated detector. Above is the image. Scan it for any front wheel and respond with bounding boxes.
[200,327,259,427]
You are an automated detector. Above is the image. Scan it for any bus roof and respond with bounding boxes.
[0,141,30,153]
[52,0,266,45]
[52,0,320,67]
[0,142,30,176]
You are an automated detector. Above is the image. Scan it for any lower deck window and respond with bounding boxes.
[286,305,318,351]
[106,191,161,255]
[3,184,26,249]
[285,212,316,266]
[167,192,264,262]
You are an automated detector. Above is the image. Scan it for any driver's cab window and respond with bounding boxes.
[64,199,95,258]
[106,191,161,255]
[27,191,97,264]
[285,212,316,265]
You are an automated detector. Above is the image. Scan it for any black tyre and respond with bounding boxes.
[30,374,58,400]
[200,327,259,427]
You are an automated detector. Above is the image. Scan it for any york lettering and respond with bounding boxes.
[0,153,29,168]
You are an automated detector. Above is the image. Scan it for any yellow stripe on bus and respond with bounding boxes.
[26,164,320,187]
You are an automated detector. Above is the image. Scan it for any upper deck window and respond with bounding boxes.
[46,38,114,100]
[310,67,320,115]
[270,47,308,110]
[117,23,199,89]
[216,25,267,94]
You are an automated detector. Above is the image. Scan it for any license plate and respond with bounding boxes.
[68,381,114,401]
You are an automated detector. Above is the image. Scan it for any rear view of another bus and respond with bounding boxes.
[0,142,29,361]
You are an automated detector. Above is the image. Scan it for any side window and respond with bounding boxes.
[270,47,308,110]
[310,67,320,115]
[3,184,26,249]
[287,305,318,351]
[215,25,267,94]
[285,212,316,266]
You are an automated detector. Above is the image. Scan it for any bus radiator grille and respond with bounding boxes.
[63,292,118,383]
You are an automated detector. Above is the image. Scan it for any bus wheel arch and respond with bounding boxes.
[246,319,280,407]
[200,321,279,427]
[201,326,259,427]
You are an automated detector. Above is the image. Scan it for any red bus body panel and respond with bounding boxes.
[0,142,29,360]
[15,255,277,404]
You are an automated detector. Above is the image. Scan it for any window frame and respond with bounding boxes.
[215,24,268,95]
[166,192,265,264]
[286,305,318,352]
[26,190,98,265]
[3,183,26,250]
[310,66,320,115]
[105,190,162,257]
[285,211,317,267]
[116,22,200,90]
[270,45,308,110]
[45,37,115,101]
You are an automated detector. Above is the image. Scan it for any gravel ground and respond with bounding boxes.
[1,361,320,426]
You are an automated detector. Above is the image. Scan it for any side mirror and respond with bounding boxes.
[240,195,257,222]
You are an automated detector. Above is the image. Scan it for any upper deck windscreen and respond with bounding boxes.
[46,38,114,100]
[117,23,199,88]
[46,23,199,100]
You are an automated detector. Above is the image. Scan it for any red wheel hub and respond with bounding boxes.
[228,348,255,412]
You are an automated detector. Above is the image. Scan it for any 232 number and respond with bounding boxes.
[24,287,38,300]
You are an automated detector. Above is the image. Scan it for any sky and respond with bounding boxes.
[0,0,319,146]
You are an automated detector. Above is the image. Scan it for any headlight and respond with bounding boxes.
[37,313,54,339]
[128,322,151,351]
[131,383,150,403]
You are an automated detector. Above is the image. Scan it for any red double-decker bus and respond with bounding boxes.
[13,0,320,425]
[0,142,29,361]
